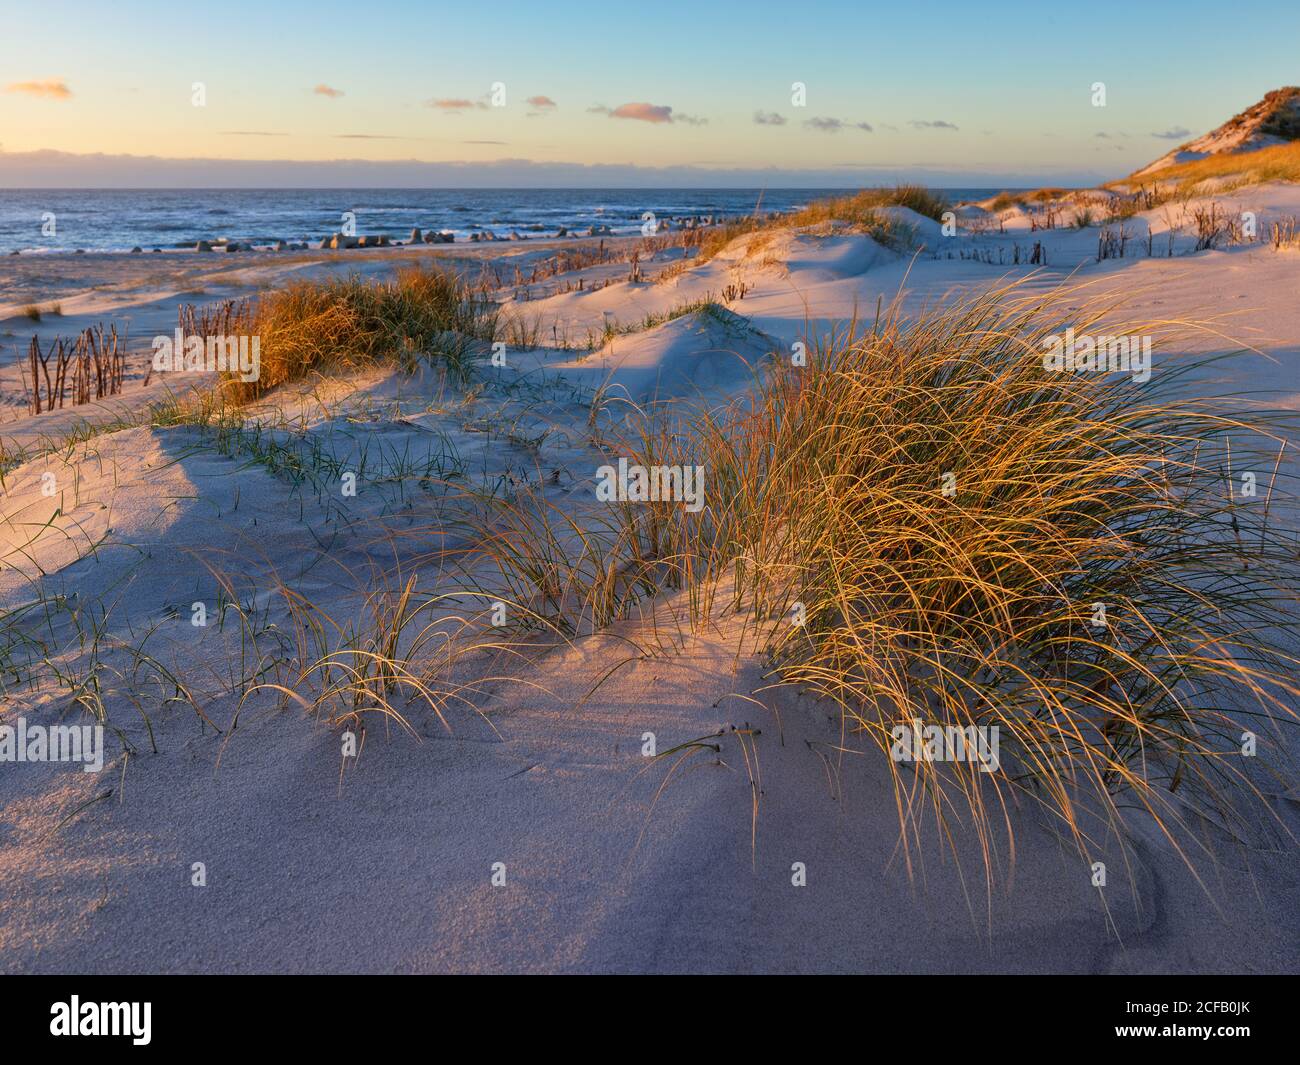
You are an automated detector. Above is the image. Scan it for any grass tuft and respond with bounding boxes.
[610,280,1300,880]
[222,264,497,403]
[697,184,947,260]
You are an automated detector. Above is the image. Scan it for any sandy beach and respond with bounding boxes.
[2,168,1298,974]
[2,25,1299,983]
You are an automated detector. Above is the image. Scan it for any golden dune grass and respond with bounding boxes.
[697,184,948,260]
[582,280,1300,881]
[222,264,497,403]
[1126,141,1300,192]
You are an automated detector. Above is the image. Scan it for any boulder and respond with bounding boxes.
[410,228,422,244]
[195,240,213,252]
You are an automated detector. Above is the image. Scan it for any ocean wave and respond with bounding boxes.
[0,188,1004,253]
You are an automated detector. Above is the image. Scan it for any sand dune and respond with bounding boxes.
[3,184,1299,973]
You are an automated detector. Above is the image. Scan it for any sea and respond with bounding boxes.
[0,188,1005,254]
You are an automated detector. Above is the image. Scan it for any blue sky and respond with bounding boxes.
[1,0,1297,185]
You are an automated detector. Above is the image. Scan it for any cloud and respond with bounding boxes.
[609,102,674,124]
[754,111,787,126]
[220,131,288,137]
[334,133,405,139]
[909,119,959,131]
[5,78,71,100]
[314,84,344,98]
[526,95,557,110]
[803,117,872,133]
[1152,126,1191,140]
[0,148,1116,189]
[427,98,487,111]
[1094,131,1110,139]
[593,100,705,124]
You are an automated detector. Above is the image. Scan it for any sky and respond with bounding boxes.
[1,0,1297,187]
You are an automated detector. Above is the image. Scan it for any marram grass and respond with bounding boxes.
[697,184,948,261]
[605,279,1300,880]
[1124,140,1300,194]
[221,264,497,403]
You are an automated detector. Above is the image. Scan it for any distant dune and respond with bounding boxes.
[1135,86,1300,177]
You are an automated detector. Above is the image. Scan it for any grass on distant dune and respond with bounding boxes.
[697,184,948,260]
[792,183,949,223]
[1120,141,1300,194]
[985,187,1073,212]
